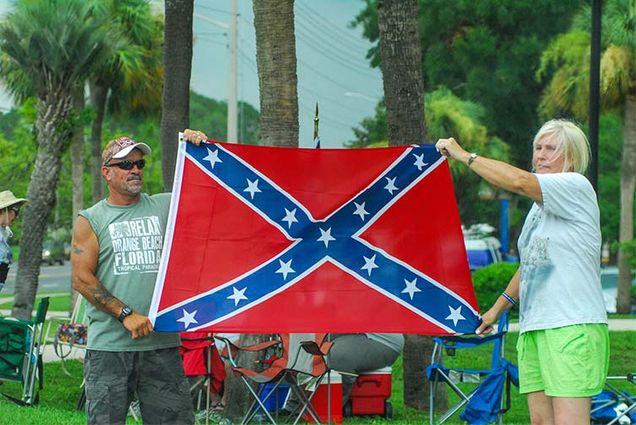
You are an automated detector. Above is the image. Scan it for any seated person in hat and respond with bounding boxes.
[0,190,27,291]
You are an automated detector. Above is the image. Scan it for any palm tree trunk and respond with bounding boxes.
[377,0,444,411]
[161,0,193,191]
[253,0,299,147]
[70,87,85,315]
[89,81,107,203]
[616,93,636,313]
[224,334,272,422]
[72,88,85,222]
[378,0,426,147]
[223,1,300,417]
[13,93,74,319]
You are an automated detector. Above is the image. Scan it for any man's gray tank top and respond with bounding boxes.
[79,193,179,351]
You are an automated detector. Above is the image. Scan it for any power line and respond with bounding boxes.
[294,20,379,79]
[239,36,378,100]
[197,5,231,15]
[194,36,227,47]
[298,84,371,116]
[295,1,372,52]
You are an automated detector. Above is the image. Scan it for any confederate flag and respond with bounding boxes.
[149,140,480,335]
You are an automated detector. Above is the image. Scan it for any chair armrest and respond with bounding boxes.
[214,335,282,366]
[300,340,333,356]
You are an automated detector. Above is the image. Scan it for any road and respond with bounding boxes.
[3,261,72,294]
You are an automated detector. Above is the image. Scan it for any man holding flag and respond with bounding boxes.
[71,130,207,425]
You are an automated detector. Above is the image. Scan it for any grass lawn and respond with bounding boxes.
[0,331,633,424]
[0,293,71,314]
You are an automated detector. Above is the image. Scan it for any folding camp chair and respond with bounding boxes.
[180,332,226,415]
[0,297,49,405]
[591,373,636,424]
[427,311,518,425]
[216,333,333,425]
[46,295,87,376]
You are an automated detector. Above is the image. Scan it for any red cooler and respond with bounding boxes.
[306,372,343,424]
[346,367,393,418]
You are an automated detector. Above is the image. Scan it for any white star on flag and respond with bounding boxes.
[445,305,466,326]
[244,179,262,199]
[203,148,222,169]
[276,259,295,280]
[353,201,369,221]
[317,227,336,248]
[384,177,398,195]
[401,278,421,300]
[177,309,198,328]
[413,153,427,171]
[282,208,298,229]
[361,254,379,276]
[227,287,248,306]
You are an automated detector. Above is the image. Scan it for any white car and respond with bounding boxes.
[601,266,635,313]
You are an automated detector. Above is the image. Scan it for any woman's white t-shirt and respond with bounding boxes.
[517,172,607,334]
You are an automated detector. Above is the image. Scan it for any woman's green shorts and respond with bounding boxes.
[516,323,609,397]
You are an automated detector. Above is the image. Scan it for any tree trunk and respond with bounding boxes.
[378,0,426,147]
[253,0,299,147]
[13,92,74,319]
[72,88,85,223]
[377,0,444,411]
[160,0,193,191]
[223,0,300,417]
[223,334,272,422]
[617,92,636,313]
[70,87,86,315]
[89,81,107,203]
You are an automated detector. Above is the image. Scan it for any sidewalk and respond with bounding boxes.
[507,319,636,332]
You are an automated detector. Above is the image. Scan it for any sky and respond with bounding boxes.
[0,0,384,148]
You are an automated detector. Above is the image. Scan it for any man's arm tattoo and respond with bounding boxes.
[72,244,83,255]
[89,286,116,310]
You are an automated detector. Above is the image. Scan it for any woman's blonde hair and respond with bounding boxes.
[532,119,590,173]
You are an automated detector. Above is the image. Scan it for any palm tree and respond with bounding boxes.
[161,0,193,190]
[253,0,299,147]
[599,0,636,313]
[378,0,426,147]
[90,0,164,202]
[0,0,112,319]
[376,0,438,411]
[537,0,636,313]
[218,1,299,420]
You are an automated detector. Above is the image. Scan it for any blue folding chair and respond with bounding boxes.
[427,311,518,425]
[591,374,636,424]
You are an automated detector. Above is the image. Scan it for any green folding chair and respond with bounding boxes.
[0,297,50,405]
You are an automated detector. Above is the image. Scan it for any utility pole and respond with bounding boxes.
[227,0,238,142]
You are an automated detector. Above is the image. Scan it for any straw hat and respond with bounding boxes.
[0,190,27,210]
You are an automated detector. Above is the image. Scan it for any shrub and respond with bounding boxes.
[472,262,520,316]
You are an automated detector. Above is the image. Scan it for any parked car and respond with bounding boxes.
[463,224,503,270]
[42,239,65,266]
[601,266,636,313]
[465,237,503,270]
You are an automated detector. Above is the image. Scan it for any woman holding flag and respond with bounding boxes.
[436,119,608,425]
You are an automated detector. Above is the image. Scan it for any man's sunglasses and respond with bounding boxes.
[8,206,20,217]
[105,159,146,170]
